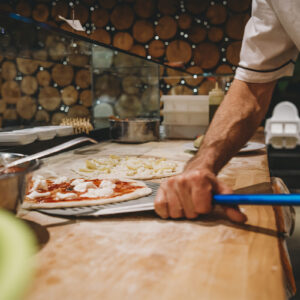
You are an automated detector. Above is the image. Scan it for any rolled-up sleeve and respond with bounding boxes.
[235,0,299,83]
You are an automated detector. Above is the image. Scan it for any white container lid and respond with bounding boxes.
[265,101,300,149]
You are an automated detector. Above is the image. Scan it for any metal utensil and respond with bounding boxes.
[110,118,160,143]
[0,153,40,212]
[0,136,97,172]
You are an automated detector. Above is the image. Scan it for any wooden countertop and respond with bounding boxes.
[20,133,295,300]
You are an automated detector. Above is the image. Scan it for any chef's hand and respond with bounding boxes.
[154,167,247,223]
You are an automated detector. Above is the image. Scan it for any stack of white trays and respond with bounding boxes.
[162,95,209,139]
[265,101,300,149]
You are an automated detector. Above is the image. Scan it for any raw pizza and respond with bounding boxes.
[72,155,185,180]
[23,175,152,209]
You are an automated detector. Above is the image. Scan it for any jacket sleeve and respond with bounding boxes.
[234,0,299,83]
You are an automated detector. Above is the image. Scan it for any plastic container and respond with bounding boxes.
[163,123,207,139]
[265,101,300,149]
[162,95,209,112]
[163,110,208,125]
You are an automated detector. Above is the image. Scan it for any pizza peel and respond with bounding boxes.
[37,181,298,218]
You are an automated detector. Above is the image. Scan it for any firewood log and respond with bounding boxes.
[208,27,224,42]
[206,4,227,25]
[80,90,92,107]
[37,70,51,87]
[155,16,177,40]
[158,0,179,15]
[227,0,251,12]
[48,41,66,61]
[188,25,207,44]
[16,96,37,120]
[51,0,68,21]
[35,109,50,123]
[67,105,90,118]
[20,76,38,95]
[134,0,155,18]
[122,75,142,95]
[164,68,186,85]
[178,13,192,29]
[38,86,61,111]
[52,64,74,87]
[67,54,89,67]
[141,87,160,111]
[1,81,21,104]
[91,8,109,28]
[166,40,192,64]
[198,80,215,95]
[51,112,66,125]
[133,20,154,43]
[94,74,121,99]
[0,99,7,113]
[62,85,78,106]
[115,94,142,118]
[32,3,49,22]
[16,1,32,17]
[98,0,116,9]
[193,42,220,69]
[75,69,91,89]
[168,85,193,95]
[90,29,111,45]
[73,3,89,24]
[110,4,134,30]
[226,13,250,40]
[3,109,17,121]
[186,0,209,14]
[113,32,134,51]
[32,49,48,62]
[1,61,17,81]
[185,66,204,86]
[216,64,234,74]
[148,40,165,58]
[226,41,242,66]
[130,44,146,57]
[16,58,38,75]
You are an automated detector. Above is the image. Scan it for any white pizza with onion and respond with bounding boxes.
[72,155,185,180]
[23,175,152,209]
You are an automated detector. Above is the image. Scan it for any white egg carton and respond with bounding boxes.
[163,110,209,126]
[163,123,207,139]
[161,95,209,112]
[0,126,74,146]
[265,101,300,149]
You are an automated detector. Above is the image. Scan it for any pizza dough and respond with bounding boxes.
[72,155,185,180]
[23,175,152,209]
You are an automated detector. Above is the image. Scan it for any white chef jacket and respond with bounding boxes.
[235,0,300,83]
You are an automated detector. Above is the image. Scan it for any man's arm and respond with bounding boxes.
[154,78,277,222]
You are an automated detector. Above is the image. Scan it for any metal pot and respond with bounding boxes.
[109,118,160,143]
[0,153,41,212]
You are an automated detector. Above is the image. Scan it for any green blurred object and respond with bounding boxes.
[0,209,37,300]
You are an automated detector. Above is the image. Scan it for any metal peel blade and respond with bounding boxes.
[0,136,97,172]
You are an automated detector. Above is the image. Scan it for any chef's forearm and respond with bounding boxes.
[186,79,277,174]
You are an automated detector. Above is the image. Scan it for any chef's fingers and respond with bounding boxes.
[190,170,214,214]
[164,178,184,219]
[222,205,248,223]
[176,175,198,219]
[216,181,248,223]
[154,187,169,219]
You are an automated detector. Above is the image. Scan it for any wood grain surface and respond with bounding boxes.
[20,133,293,300]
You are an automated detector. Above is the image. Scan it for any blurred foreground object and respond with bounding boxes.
[0,209,37,300]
